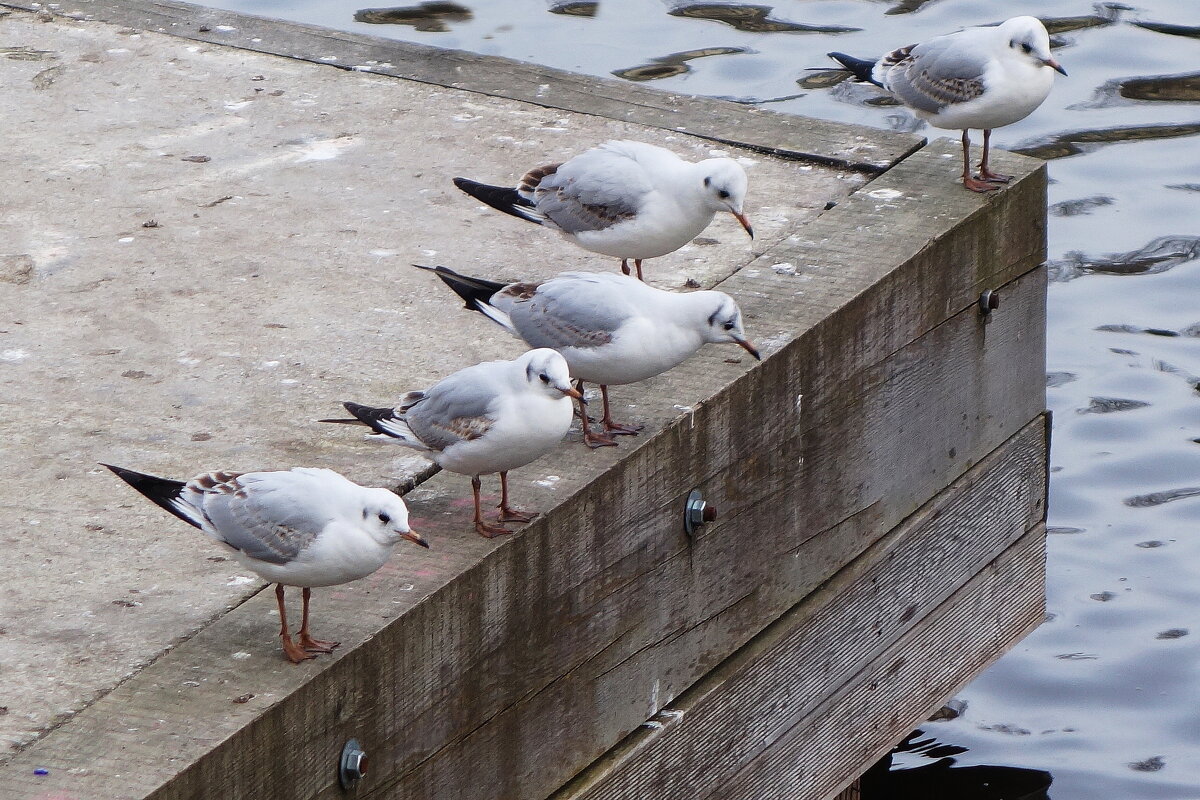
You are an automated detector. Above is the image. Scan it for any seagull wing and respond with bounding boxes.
[504,273,633,350]
[531,146,653,234]
[884,34,988,113]
[403,366,501,452]
[194,469,343,565]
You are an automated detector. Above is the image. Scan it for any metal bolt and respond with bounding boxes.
[340,739,368,789]
[978,289,1000,315]
[684,489,718,536]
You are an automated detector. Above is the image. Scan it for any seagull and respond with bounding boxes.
[416,266,761,448]
[329,348,580,538]
[102,464,428,663]
[829,16,1066,192]
[451,140,754,281]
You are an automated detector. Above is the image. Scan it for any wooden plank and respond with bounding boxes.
[3,0,923,170]
[715,524,1046,800]
[326,266,1047,800]
[832,781,862,800]
[0,147,1048,800]
[552,416,1046,800]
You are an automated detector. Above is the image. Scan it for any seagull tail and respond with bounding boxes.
[452,177,543,225]
[340,402,430,451]
[827,52,882,87]
[99,463,205,530]
[413,264,506,310]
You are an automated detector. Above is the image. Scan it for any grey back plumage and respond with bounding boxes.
[190,470,333,564]
[496,273,633,350]
[402,366,500,452]
[885,35,988,113]
[530,147,653,234]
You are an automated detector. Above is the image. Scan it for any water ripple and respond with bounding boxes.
[1123,487,1200,507]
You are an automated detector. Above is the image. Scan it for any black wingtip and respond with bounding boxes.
[100,463,199,529]
[452,176,538,222]
[414,263,506,310]
[827,51,879,85]
[343,401,395,425]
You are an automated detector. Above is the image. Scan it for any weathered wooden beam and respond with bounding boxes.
[1,133,1047,800]
[551,416,1047,800]
[0,131,1046,800]
[717,523,1046,800]
[0,0,922,170]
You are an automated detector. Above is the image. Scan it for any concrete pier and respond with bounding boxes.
[0,3,1047,798]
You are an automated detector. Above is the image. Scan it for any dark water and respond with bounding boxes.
[200,0,1200,796]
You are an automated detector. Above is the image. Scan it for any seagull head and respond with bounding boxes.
[1002,16,1066,76]
[699,159,754,239]
[522,348,583,400]
[362,489,428,548]
[698,292,761,360]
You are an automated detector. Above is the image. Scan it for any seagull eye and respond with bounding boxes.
[717,189,731,200]
[723,321,736,331]
[377,512,391,524]
[1021,42,1033,54]
[539,373,550,383]
[703,176,711,187]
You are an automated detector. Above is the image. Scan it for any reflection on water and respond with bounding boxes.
[1131,19,1200,39]
[1013,122,1200,160]
[1040,11,1119,35]
[667,3,860,34]
[187,0,1200,796]
[1048,235,1200,281]
[613,46,749,82]
[1124,486,1200,507]
[862,730,1053,800]
[548,1,597,17]
[353,2,471,31]
[1117,72,1200,102]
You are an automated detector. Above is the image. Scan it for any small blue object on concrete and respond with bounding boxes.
[33,767,49,776]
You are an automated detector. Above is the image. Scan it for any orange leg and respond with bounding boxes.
[473,475,513,538]
[600,385,643,436]
[576,380,617,448]
[620,258,631,276]
[961,130,1001,193]
[634,259,645,281]
[497,471,537,524]
[276,584,315,663]
[297,587,339,654]
[978,129,1013,183]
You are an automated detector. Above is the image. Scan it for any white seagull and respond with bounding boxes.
[452,140,754,281]
[829,16,1066,192]
[417,266,761,448]
[102,464,428,663]
[331,349,580,538]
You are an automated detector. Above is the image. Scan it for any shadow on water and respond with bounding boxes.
[1124,486,1200,507]
[862,730,1053,800]
[1131,20,1200,40]
[1047,235,1200,281]
[548,1,597,16]
[1082,72,1200,105]
[877,0,944,16]
[666,3,860,34]
[353,1,471,31]
[613,46,749,82]
[1013,122,1200,160]
[1039,10,1120,35]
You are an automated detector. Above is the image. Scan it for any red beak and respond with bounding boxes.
[401,530,429,549]
[732,211,754,239]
